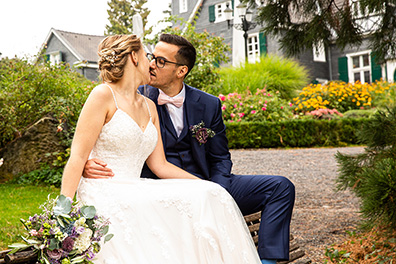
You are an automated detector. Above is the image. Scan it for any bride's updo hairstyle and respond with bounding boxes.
[98,34,141,83]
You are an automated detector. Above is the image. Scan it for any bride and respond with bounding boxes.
[60,34,261,264]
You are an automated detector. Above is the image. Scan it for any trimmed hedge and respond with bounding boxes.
[226,118,370,149]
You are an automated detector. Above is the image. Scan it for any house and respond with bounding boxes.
[171,0,396,84]
[40,28,106,81]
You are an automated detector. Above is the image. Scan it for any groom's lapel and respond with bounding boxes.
[178,85,205,142]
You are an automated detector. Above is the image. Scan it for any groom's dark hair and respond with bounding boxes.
[159,34,196,77]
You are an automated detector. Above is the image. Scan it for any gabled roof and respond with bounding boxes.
[41,28,106,63]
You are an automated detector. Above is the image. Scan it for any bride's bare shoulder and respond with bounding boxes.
[87,84,114,102]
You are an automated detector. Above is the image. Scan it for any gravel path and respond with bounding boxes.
[230,146,364,263]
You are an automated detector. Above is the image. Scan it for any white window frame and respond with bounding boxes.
[313,41,326,62]
[247,33,260,63]
[347,50,372,84]
[215,1,233,23]
[49,51,62,65]
[179,0,188,13]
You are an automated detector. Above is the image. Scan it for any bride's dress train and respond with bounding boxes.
[77,88,261,264]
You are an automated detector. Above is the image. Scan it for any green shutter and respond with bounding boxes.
[209,5,215,22]
[259,32,267,55]
[58,51,63,62]
[338,56,349,82]
[371,53,382,82]
[231,0,234,16]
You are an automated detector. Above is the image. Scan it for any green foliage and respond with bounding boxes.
[0,183,59,250]
[226,118,368,149]
[343,109,377,119]
[324,247,351,263]
[219,88,294,122]
[209,54,309,100]
[12,164,63,187]
[247,0,396,62]
[147,16,231,90]
[105,0,151,36]
[0,57,93,149]
[336,106,396,229]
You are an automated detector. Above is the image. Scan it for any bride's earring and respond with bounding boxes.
[136,62,139,67]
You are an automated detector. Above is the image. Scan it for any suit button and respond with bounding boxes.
[181,154,185,158]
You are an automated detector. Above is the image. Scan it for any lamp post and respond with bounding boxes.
[224,3,257,62]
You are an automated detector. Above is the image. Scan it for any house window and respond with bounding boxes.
[49,51,62,65]
[313,41,326,62]
[213,1,233,23]
[248,34,260,63]
[350,52,371,83]
[179,0,187,13]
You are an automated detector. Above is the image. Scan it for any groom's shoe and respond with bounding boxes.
[261,260,276,264]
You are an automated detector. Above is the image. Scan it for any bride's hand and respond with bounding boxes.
[83,158,114,179]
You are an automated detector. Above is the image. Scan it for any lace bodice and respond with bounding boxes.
[89,85,158,179]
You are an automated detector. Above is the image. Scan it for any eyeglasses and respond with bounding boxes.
[146,53,186,68]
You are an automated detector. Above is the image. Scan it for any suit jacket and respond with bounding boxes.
[140,84,233,190]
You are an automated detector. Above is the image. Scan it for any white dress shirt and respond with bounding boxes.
[159,85,185,137]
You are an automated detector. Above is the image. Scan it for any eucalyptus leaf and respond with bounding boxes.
[48,238,59,251]
[81,205,96,219]
[104,234,114,243]
[101,225,109,235]
[53,195,72,216]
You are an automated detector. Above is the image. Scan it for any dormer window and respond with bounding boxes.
[179,0,187,13]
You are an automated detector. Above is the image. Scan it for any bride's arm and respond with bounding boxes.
[61,86,111,198]
[145,101,200,180]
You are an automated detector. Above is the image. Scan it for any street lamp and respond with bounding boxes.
[224,3,257,62]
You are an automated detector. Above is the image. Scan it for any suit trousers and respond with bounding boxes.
[228,174,295,261]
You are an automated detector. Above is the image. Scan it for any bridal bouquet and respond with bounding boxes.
[9,195,113,264]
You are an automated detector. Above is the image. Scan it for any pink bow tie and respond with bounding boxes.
[157,93,184,108]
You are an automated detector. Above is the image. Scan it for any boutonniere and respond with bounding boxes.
[189,121,215,145]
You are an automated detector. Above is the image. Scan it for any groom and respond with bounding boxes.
[84,34,295,264]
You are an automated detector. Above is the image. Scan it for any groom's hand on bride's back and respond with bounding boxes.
[83,158,115,178]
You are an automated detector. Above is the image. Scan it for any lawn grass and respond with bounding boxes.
[0,183,59,250]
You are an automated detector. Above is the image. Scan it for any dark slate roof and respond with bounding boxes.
[50,28,105,63]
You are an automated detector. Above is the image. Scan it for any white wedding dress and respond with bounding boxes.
[77,87,261,264]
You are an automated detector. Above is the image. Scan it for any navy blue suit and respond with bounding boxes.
[140,84,295,261]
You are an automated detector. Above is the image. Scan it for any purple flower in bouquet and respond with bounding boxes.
[189,121,215,145]
[62,237,74,252]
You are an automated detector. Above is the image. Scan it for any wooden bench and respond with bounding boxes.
[244,211,310,263]
[1,211,310,264]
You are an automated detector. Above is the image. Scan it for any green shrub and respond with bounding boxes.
[0,57,94,149]
[336,106,396,229]
[208,54,309,100]
[226,118,369,149]
[343,109,377,119]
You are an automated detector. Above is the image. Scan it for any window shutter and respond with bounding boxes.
[209,5,215,22]
[231,0,234,16]
[259,32,267,55]
[371,53,382,82]
[338,56,349,82]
